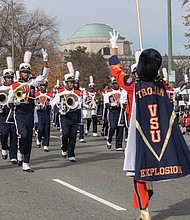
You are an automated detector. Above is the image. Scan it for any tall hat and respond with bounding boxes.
[89,76,95,88]
[75,70,80,82]
[3,57,14,78]
[66,62,75,78]
[19,51,32,73]
[64,73,75,83]
[136,48,162,81]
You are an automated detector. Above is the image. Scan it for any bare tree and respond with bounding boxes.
[0,1,61,67]
[180,0,190,50]
[0,0,64,90]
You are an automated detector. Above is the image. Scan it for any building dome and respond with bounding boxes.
[71,23,113,38]
[62,23,132,59]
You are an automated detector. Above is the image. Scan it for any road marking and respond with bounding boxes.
[50,135,61,139]
[52,179,127,211]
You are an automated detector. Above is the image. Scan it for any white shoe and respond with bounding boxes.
[2,149,8,160]
[22,162,34,172]
[140,208,151,220]
[68,157,76,162]
[11,158,17,164]
[36,139,41,148]
[44,146,49,152]
[107,141,112,149]
[79,139,85,143]
[115,147,123,151]
[92,133,98,137]
[61,150,67,158]
[125,138,128,142]
[2,149,7,156]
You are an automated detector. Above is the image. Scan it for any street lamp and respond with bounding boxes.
[0,0,14,70]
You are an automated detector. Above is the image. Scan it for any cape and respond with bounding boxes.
[124,80,190,181]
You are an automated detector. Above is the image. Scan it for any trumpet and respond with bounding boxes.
[58,94,79,115]
[0,91,8,113]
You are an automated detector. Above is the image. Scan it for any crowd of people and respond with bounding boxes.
[0,49,130,170]
[0,30,190,220]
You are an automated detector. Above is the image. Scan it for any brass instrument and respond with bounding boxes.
[36,101,46,110]
[59,93,79,115]
[0,91,8,105]
[65,94,79,110]
[0,91,8,113]
[14,88,27,102]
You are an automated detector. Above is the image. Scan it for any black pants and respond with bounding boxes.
[0,112,17,159]
[37,110,51,146]
[86,115,97,133]
[60,110,80,158]
[14,112,34,163]
[108,108,124,148]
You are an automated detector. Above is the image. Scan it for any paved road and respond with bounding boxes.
[0,124,190,220]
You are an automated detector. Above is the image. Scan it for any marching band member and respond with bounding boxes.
[0,57,17,164]
[52,80,60,128]
[51,71,81,162]
[104,77,125,150]
[100,84,109,138]
[7,49,49,172]
[109,30,190,220]
[84,76,98,137]
[74,70,86,143]
[35,79,53,152]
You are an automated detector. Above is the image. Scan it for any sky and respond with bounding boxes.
[22,0,189,56]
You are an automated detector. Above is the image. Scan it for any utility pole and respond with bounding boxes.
[168,0,172,78]
[0,0,14,70]
[136,0,143,52]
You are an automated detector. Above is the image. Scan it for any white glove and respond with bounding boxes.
[162,68,168,81]
[41,48,48,61]
[110,102,117,107]
[109,29,119,49]
[184,74,188,84]
[14,99,21,106]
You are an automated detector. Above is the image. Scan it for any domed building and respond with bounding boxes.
[61,23,133,60]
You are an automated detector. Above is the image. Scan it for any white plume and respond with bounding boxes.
[75,70,80,80]
[67,62,74,77]
[6,57,13,69]
[184,73,188,84]
[89,76,93,84]
[162,68,168,81]
[15,70,20,81]
[56,79,59,86]
[24,51,32,63]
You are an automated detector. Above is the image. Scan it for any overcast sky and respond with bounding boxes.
[22,0,189,56]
